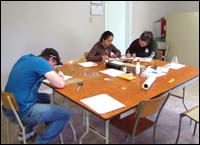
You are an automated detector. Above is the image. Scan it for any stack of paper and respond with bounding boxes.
[120,55,134,60]
[141,66,169,78]
[100,68,125,77]
[134,57,152,62]
[78,62,98,67]
[164,63,185,70]
[110,60,125,66]
[80,94,125,114]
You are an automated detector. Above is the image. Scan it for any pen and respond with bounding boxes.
[76,82,84,91]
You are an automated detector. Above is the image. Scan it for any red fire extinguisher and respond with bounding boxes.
[160,17,166,37]
[154,17,166,38]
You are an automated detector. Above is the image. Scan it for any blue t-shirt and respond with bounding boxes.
[5,54,53,115]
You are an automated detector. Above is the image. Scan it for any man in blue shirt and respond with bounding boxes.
[3,48,71,144]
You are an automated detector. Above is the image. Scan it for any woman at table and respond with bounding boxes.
[125,31,158,58]
[86,31,121,61]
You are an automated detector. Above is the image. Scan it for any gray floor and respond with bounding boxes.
[1,80,199,144]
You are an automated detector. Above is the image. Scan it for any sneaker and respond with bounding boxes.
[18,130,35,141]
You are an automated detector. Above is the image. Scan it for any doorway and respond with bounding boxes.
[105,1,132,55]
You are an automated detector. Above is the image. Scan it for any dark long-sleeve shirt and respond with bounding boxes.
[86,41,121,61]
[126,39,153,57]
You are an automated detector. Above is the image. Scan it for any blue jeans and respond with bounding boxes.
[3,93,71,144]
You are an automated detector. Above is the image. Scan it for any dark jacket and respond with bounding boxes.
[126,39,154,58]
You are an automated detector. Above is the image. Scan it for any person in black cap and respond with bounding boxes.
[125,31,157,58]
[3,48,71,143]
[39,48,63,65]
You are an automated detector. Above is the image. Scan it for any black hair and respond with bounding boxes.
[140,31,153,44]
[100,31,113,42]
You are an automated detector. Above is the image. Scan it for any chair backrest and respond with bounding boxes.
[157,41,169,61]
[63,58,86,65]
[136,95,167,118]
[1,91,19,111]
[83,51,89,59]
[131,95,167,139]
[182,105,199,122]
[1,91,27,144]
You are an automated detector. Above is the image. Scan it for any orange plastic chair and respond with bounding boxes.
[110,95,168,144]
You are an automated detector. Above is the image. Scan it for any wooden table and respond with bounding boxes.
[46,59,199,144]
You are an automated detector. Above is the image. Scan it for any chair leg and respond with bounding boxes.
[175,116,183,144]
[6,119,10,144]
[69,121,77,141]
[190,119,192,125]
[124,133,128,142]
[131,135,135,144]
[82,109,87,125]
[21,126,26,144]
[64,99,77,142]
[59,133,64,144]
[193,122,197,136]
[153,124,157,144]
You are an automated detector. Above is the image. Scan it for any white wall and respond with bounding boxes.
[1,1,104,89]
[1,1,199,89]
[166,12,199,67]
[131,1,199,41]
[105,1,126,54]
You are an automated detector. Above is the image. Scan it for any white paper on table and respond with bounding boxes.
[164,63,185,70]
[110,60,125,66]
[134,57,152,62]
[78,62,98,67]
[100,68,125,77]
[80,94,125,114]
[142,76,156,90]
[142,66,169,78]
[43,75,73,83]
[120,55,134,60]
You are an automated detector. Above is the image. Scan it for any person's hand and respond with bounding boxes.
[102,55,109,61]
[111,54,117,58]
[132,53,136,58]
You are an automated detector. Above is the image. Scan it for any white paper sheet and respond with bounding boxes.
[164,63,185,70]
[100,68,125,77]
[110,60,125,66]
[141,66,169,78]
[78,62,98,67]
[80,94,125,114]
[134,57,152,62]
[120,56,134,60]
[43,75,73,83]
[142,76,156,90]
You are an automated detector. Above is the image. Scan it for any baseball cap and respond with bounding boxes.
[140,32,152,44]
[40,48,63,65]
